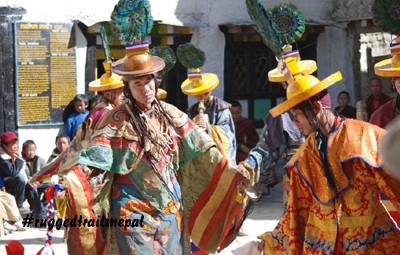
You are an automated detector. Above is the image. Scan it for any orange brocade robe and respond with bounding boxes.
[261,118,400,254]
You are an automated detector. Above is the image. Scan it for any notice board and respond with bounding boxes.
[15,22,77,126]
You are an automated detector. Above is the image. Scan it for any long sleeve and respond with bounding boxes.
[0,157,24,178]
[65,116,74,141]
[212,108,237,164]
[240,119,272,185]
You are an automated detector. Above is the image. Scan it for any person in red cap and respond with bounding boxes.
[0,131,45,220]
[257,55,400,254]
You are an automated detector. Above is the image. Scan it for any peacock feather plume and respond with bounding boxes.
[245,0,305,57]
[177,43,206,69]
[372,0,400,35]
[110,0,153,42]
[100,22,111,61]
[245,0,281,56]
[150,46,176,75]
[269,3,305,45]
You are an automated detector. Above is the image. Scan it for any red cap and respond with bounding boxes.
[1,131,18,144]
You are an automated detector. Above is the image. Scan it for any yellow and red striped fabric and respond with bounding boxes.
[188,157,246,253]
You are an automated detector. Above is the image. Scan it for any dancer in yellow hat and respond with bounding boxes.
[258,49,400,254]
[242,1,316,205]
[178,43,237,165]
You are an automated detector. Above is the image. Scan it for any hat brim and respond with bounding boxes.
[89,78,124,92]
[269,71,342,117]
[268,60,318,82]
[374,58,400,77]
[181,73,219,96]
[111,55,166,76]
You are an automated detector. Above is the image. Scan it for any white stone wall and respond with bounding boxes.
[359,33,393,99]
[317,26,355,109]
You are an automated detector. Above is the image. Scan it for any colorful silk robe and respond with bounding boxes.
[64,102,245,255]
[188,96,237,165]
[261,118,400,254]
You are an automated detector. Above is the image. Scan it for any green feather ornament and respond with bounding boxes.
[372,0,400,35]
[99,22,111,61]
[150,46,176,75]
[177,43,206,69]
[245,0,305,57]
[110,0,153,42]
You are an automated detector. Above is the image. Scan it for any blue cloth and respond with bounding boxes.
[111,183,183,255]
[0,174,4,188]
[65,111,89,140]
[245,112,304,185]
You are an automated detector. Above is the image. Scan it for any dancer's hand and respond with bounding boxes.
[194,114,207,130]
[237,174,251,191]
[55,190,66,199]
[28,181,39,189]
[257,236,265,251]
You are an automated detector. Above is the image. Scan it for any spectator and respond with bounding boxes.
[22,140,46,178]
[47,134,70,163]
[0,131,45,220]
[64,94,89,141]
[365,77,392,120]
[22,140,50,208]
[229,100,259,164]
[370,77,400,128]
[334,91,356,118]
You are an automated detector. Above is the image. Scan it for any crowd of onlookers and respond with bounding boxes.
[0,94,91,236]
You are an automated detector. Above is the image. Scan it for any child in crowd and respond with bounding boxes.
[22,140,46,179]
[334,91,356,119]
[47,134,70,163]
[22,140,50,208]
[64,94,89,141]
[47,134,69,219]
[0,131,45,220]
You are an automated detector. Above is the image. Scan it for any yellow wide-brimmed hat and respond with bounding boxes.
[268,49,317,82]
[157,88,167,99]
[89,61,124,92]
[177,43,219,96]
[270,57,342,117]
[374,37,400,77]
[181,70,219,96]
[111,41,165,77]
